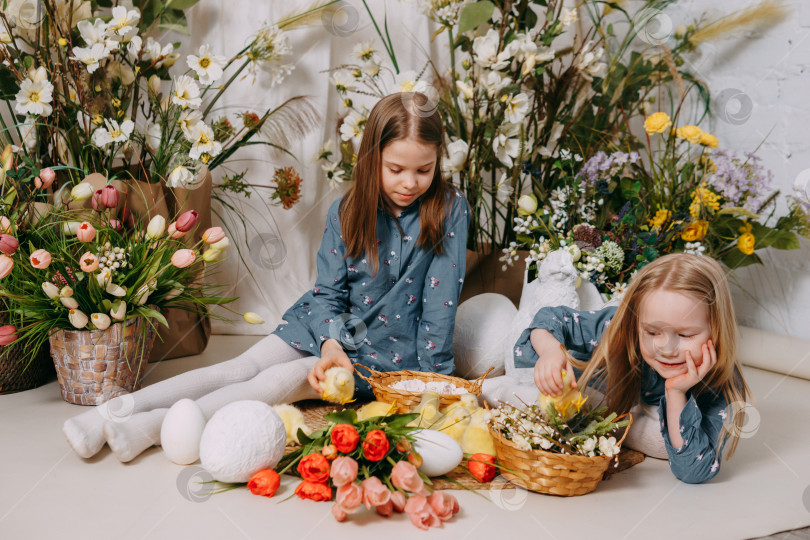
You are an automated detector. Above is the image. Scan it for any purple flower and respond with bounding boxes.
[707,150,774,213]
[577,151,640,183]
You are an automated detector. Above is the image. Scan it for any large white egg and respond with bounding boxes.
[199,400,287,483]
[160,398,207,465]
[412,429,463,477]
[453,293,517,379]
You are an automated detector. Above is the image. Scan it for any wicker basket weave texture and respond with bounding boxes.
[0,340,54,394]
[49,317,156,406]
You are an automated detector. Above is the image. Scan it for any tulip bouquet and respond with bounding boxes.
[0,179,239,354]
[259,408,461,530]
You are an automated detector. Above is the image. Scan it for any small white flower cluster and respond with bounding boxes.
[512,215,540,235]
[499,241,520,271]
[97,242,130,275]
[490,407,556,452]
[684,241,706,255]
[581,435,620,457]
[525,239,551,266]
[413,0,470,27]
[574,251,605,282]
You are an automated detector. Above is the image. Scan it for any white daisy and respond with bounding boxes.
[14,67,53,116]
[71,43,109,74]
[338,109,367,149]
[330,69,355,94]
[77,18,108,47]
[186,44,226,85]
[167,165,194,188]
[503,92,530,124]
[171,75,202,109]
[188,123,222,160]
[322,160,346,190]
[143,37,174,68]
[178,109,203,140]
[394,70,428,94]
[107,5,140,36]
[91,118,134,147]
[492,123,521,167]
[352,40,379,64]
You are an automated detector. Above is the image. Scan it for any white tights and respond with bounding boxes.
[63,334,319,462]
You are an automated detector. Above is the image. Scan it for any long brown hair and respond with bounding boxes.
[577,253,751,457]
[339,93,453,276]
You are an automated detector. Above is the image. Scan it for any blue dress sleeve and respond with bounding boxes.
[659,391,729,484]
[416,191,470,374]
[308,201,350,354]
[513,305,618,369]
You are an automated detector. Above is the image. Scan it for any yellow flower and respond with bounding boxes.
[699,156,717,173]
[644,112,672,134]
[676,125,704,144]
[699,132,718,148]
[681,220,709,241]
[689,183,721,218]
[737,232,755,255]
[738,221,753,234]
[648,208,672,230]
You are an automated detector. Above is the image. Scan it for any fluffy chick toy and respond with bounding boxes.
[357,400,397,421]
[435,406,472,444]
[461,408,496,456]
[272,404,312,445]
[536,366,588,422]
[442,393,480,418]
[321,366,355,405]
[407,391,442,428]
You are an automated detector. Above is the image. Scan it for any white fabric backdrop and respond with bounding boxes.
[174,0,810,340]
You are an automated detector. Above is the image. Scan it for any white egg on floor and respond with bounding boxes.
[160,398,207,465]
[412,429,463,477]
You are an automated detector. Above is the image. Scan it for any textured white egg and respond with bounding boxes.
[412,429,463,477]
[453,293,517,378]
[160,398,207,465]
[199,400,286,483]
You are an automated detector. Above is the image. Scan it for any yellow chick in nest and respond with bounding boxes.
[442,393,480,417]
[321,366,355,404]
[536,369,588,422]
[461,408,496,456]
[435,406,471,444]
[357,400,397,421]
[272,404,312,445]
[407,391,441,428]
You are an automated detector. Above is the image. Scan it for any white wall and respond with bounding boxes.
[184,0,810,339]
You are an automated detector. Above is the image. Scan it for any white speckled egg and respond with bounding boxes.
[412,429,463,477]
[160,398,207,465]
[199,400,286,483]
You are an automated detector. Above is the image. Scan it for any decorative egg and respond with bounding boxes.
[412,429,463,477]
[453,293,517,378]
[199,400,287,483]
[160,398,207,465]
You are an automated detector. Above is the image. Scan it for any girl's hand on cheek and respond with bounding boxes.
[665,339,717,393]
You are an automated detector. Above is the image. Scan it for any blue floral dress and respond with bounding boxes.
[272,188,470,396]
[513,305,731,484]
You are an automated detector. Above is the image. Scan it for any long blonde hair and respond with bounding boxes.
[578,253,751,457]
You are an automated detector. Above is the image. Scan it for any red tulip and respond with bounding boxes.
[0,325,17,345]
[0,233,19,255]
[92,185,120,210]
[175,210,199,233]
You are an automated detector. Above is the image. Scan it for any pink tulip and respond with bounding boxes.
[109,219,123,231]
[0,325,17,345]
[76,222,96,242]
[390,461,425,494]
[202,227,225,244]
[361,476,391,509]
[167,222,185,239]
[404,495,442,530]
[79,252,99,272]
[0,216,11,233]
[171,249,196,268]
[91,185,120,210]
[329,457,358,487]
[390,491,407,513]
[175,210,199,233]
[35,167,56,189]
[335,482,363,513]
[376,500,394,517]
[427,491,459,522]
[0,233,19,255]
[0,254,13,278]
[29,249,51,269]
[331,504,348,522]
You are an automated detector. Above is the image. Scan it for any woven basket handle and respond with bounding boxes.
[470,366,495,391]
[353,363,378,383]
[615,412,634,447]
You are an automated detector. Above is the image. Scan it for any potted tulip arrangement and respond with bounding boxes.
[0,180,239,405]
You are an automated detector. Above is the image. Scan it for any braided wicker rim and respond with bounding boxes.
[488,410,633,497]
[354,364,494,413]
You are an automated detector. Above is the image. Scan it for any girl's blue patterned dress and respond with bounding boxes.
[272,188,470,396]
[513,305,731,484]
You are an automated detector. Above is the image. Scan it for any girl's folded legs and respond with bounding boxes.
[103,356,319,463]
[63,333,311,459]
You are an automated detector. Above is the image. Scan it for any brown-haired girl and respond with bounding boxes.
[63,92,471,462]
[514,253,751,483]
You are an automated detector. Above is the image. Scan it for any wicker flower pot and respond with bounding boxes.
[49,317,157,405]
[0,341,54,394]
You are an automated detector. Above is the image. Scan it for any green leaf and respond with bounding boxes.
[296,428,313,445]
[138,306,169,328]
[166,0,200,9]
[643,246,658,262]
[158,21,190,35]
[457,1,495,34]
[716,207,760,219]
[383,413,419,428]
[0,64,19,100]
[324,409,358,425]
[721,249,761,269]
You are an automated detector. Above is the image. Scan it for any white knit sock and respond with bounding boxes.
[105,356,320,462]
[63,333,308,459]
[624,403,668,459]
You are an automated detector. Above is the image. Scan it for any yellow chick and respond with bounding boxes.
[461,408,496,456]
[272,404,312,445]
[321,366,355,404]
[435,406,471,444]
[357,400,397,421]
[536,369,588,421]
[441,393,480,418]
[407,391,442,428]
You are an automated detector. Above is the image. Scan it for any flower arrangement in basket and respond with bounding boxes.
[354,363,493,412]
[246,409,461,530]
[0,181,242,404]
[487,370,631,496]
